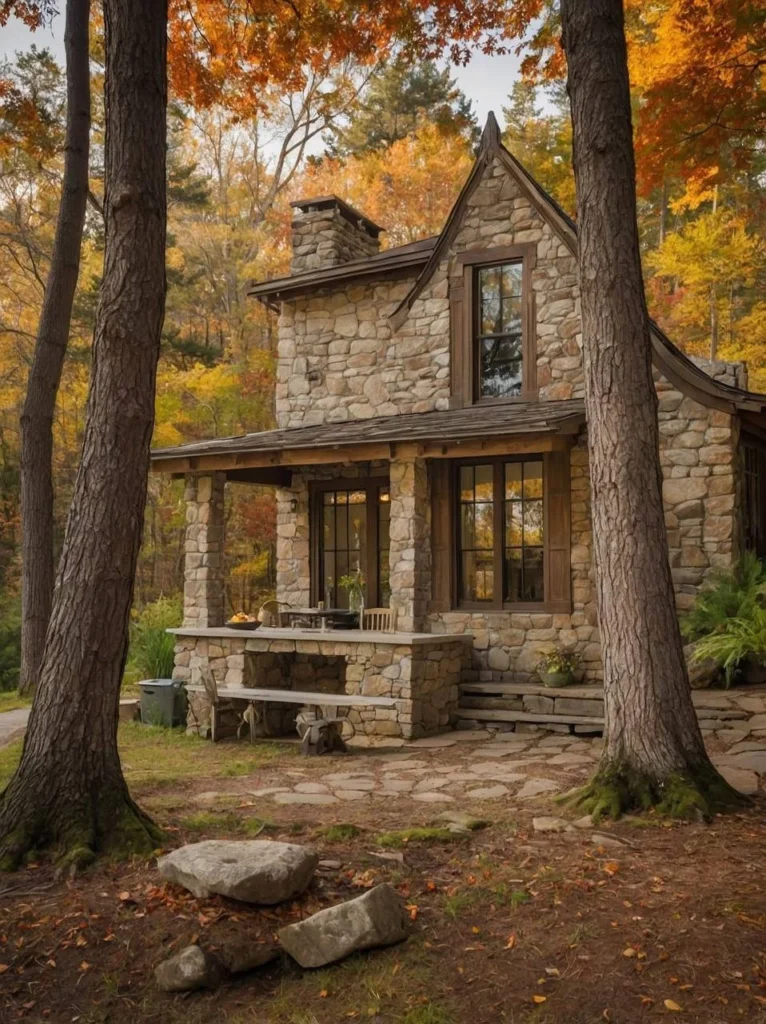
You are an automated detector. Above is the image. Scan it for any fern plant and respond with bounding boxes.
[691,606,766,687]
[681,551,766,641]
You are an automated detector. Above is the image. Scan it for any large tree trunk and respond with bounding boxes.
[559,0,742,819]
[0,0,168,868]
[19,0,91,697]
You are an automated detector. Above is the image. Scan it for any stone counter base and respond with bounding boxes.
[173,634,470,740]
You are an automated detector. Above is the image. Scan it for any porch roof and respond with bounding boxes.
[151,399,586,476]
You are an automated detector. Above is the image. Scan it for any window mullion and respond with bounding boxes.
[493,460,504,611]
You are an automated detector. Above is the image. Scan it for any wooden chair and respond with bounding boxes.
[197,666,257,743]
[258,599,288,627]
[361,607,397,632]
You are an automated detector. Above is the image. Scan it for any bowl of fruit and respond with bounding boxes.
[226,612,260,631]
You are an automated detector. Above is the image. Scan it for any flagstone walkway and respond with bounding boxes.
[190,727,766,812]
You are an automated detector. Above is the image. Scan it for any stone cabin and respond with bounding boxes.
[151,113,766,735]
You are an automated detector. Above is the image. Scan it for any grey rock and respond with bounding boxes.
[532,816,570,833]
[278,883,411,968]
[718,765,760,795]
[217,941,279,975]
[157,840,318,904]
[730,751,766,774]
[573,814,594,829]
[435,810,489,831]
[517,777,560,799]
[590,832,626,849]
[155,945,223,992]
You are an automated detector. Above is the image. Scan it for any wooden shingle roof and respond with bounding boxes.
[151,400,586,474]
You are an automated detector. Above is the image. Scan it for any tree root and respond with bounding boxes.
[0,793,165,874]
[560,760,749,824]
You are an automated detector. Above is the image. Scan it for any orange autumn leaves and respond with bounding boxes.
[167,0,526,119]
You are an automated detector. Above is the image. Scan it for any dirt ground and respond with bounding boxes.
[0,725,765,1024]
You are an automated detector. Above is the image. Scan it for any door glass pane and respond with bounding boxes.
[319,488,368,608]
[506,547,522,602]
[474,464,493,500]
[378,487,390,604]
[461,551,494,602]
[523,461,543,498]
[457,462,495,602]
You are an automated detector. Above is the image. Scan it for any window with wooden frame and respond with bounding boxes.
[430,450,571,614]
[310,478,390,608]
[449,243,537,407]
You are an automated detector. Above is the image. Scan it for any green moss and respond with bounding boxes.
[562,759,748,823]
[377,827,459,848]
[319,823,361,842]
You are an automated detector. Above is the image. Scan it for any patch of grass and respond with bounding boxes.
[319,822,361,842]
[180,811,240,833]
[443,883,530,919]
[118,721,292,786]
[0,691,30,714]
[377,827,458,848]
[0,738,22,788]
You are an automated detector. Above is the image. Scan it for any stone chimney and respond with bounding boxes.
[290,195,382,273]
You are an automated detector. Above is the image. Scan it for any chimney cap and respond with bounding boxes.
[290,194,384,239]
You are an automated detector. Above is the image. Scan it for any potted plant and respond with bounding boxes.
[537,645,580,688]
[338,570,366,616]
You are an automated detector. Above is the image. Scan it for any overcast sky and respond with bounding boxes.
[0,13,525,130]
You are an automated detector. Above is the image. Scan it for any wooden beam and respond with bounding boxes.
[225,467,293,487]
[151,432,576,475]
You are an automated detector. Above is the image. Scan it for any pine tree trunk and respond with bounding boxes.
[19,0,91,697]
[0,0,168,868]
[559,0,742,819]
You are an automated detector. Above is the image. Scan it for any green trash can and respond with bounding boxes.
[138,678,187,727]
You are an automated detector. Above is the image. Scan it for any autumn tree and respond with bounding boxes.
[560,0,742,818]
[0,0,91,698]
[502,80,574,213]
[0,0,169,867]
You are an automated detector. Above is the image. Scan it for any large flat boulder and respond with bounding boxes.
[157,840,318,904]
[278,883,411,968]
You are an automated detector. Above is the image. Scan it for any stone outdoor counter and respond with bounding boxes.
[169,627,472,740]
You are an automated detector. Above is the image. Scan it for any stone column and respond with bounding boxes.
[183,472,226,627]
[389,457,430,633]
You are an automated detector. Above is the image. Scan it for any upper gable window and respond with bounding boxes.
[450,243,536,408]
[476,262,523,399]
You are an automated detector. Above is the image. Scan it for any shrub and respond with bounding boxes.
[0,593,21,692]
[126,594,182,682]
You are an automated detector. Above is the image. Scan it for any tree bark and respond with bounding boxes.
[0,0,168,868]
[19,0,91,696]
[559,0,742,819]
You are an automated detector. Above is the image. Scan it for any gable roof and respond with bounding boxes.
[248,113,766,416]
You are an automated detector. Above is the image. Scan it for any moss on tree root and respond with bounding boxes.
[0,795,165,873]
[560,761,749,823]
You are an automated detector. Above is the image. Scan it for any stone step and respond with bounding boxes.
[460,691,606,720]
[460,682,604,699]
[455,707,604,727]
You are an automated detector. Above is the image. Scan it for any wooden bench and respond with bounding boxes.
[185,682,397,753]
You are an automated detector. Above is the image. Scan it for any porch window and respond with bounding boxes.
[312,479,390,608]
[476,262,523,399]
[456,457,545,607]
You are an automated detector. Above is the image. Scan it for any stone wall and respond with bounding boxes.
[389,457,430,632]
[656,378,740,612]
[173,632,470,739]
